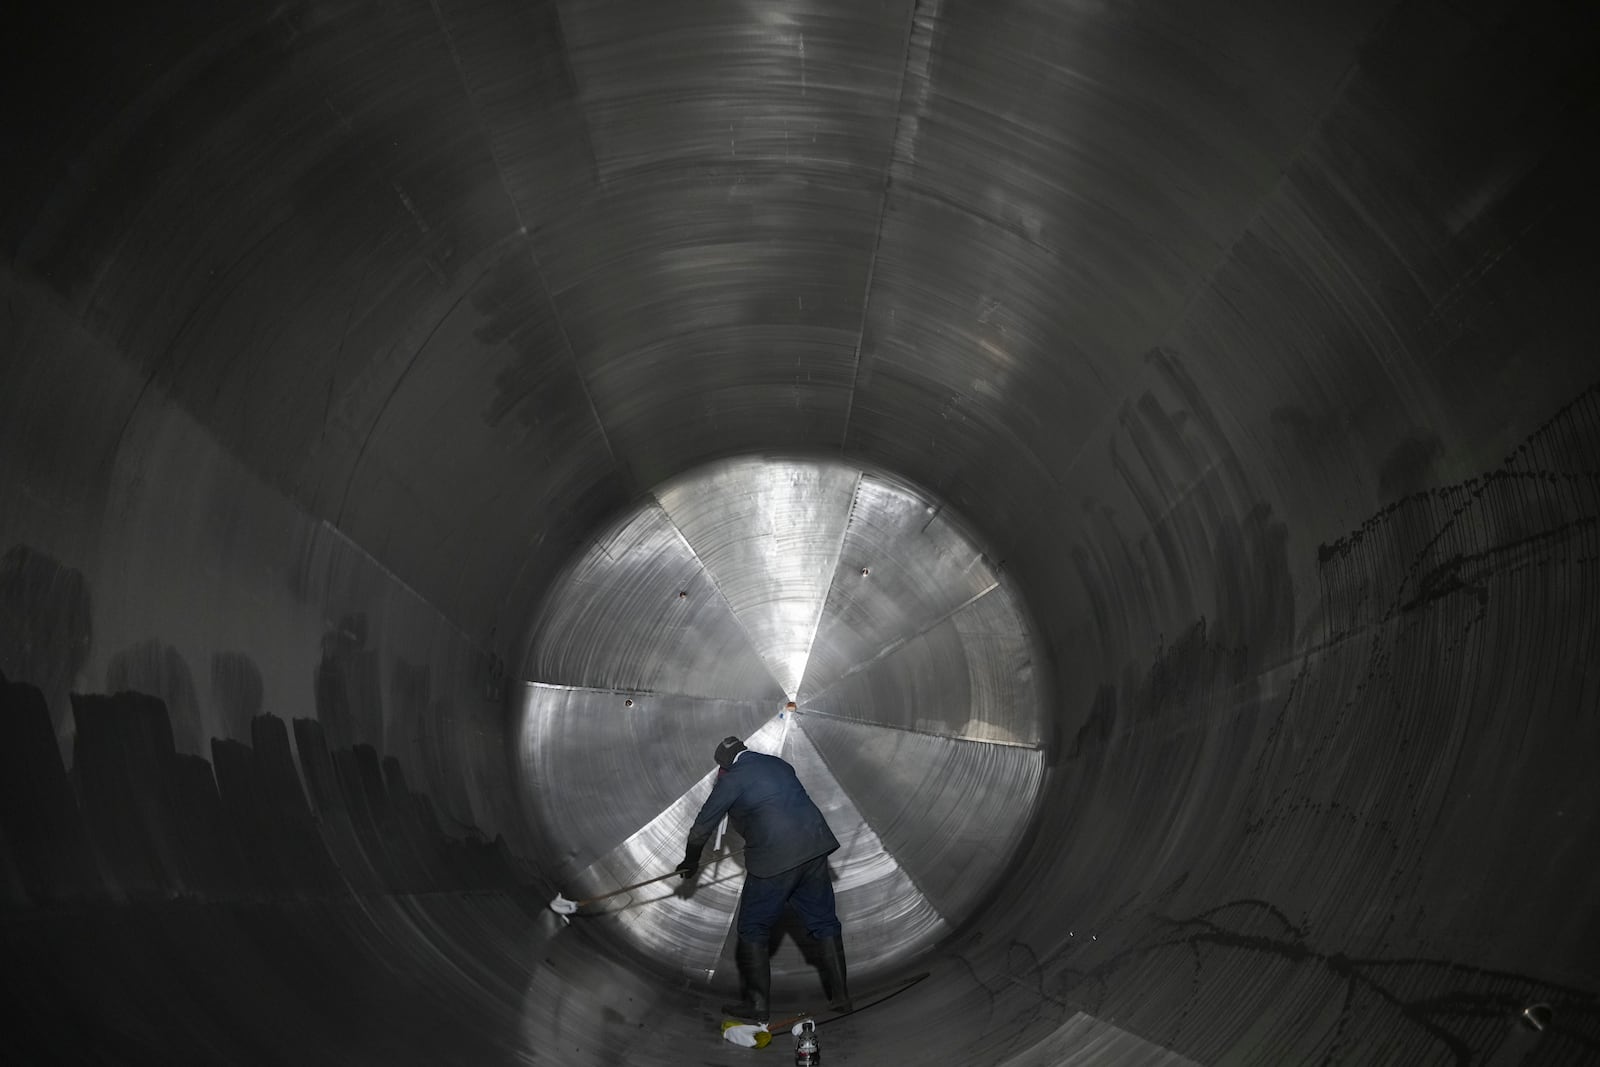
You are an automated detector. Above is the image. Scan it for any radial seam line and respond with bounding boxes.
[796,471,865,696]
[654,497,793,702]
[838,0,932,453]
[426,0,629,494]
[791,719,949,926]
[333,271,486,527]
[801,579,1000,704]
[798,708,1041,750]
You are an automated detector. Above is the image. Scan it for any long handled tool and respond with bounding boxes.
[548,848,743,916]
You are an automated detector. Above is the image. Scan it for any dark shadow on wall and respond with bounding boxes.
[0,671,100,906]
[0,678,527,907]
[106,638,204,756]
[390,656,478,840]
[1,608,544,1062]
[211,650,264,743]
[314,612,385,751]
[0,544,92,748]
[1,662,553,1065]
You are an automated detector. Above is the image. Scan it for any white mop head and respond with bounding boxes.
[719,1021,772,1048]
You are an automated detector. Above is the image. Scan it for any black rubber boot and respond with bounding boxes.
[818,934,852,1013]
[722,939,771,1023]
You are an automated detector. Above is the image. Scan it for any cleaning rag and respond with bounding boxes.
[720,1021,772,1049]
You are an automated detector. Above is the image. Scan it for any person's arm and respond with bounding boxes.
[677,771,740,877]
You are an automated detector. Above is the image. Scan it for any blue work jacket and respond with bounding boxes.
[687,751,839,878]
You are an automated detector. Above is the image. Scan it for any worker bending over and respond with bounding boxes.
[678,735,851,1023]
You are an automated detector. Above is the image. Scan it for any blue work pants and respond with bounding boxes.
[735,854,841,943]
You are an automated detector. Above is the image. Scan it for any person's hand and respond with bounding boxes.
[677,840,703,880]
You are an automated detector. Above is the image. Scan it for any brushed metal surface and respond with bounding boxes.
[564,770,750,983]
[801,472,1001,700]
[778,720,951,985]
[799,713,1044,922]
[522,500,787,701]
[521,457,1044,983]
[654,457,861,699]
[6,0,1600,1063]
[554,0,907,182]
[515,682,777,883]
[560,715,792,981]
[524,0,913,488]
[806,582,1045,746]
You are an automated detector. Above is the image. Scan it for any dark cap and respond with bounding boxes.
[714,736,748,769]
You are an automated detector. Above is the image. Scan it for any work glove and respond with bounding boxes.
[676,843,701,879]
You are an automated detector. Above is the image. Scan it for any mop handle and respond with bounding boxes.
[574,848,744,906]
[766,1012,814,1033]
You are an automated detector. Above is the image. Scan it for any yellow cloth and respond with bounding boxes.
[720,1021,772,1048]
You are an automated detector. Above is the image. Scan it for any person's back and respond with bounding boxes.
[713,751,838,877]
[677,736,851,1021]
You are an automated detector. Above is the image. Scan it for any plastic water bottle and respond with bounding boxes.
[794,1019,820,1065]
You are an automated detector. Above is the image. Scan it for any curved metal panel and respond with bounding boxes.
[553,0,909,182]
[566,714,791,980]
[564,776,749,982]
[807,584,1044,746]
[798,714,1044,923]
[19,1,1600,1063]
[949,581,1048,746]
[654,457,860,698]
[802,472,1000,699]
[516,683,777,882]
[778,722,950,985]
[545,178,872,483]
[332,247,625,633]
[523,501,786,701]
[529,0,914,486]
[517,457,1046,980]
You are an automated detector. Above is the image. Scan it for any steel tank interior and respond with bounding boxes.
[2,0,1597,1064]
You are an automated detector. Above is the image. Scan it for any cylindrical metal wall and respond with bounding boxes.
[2,1,1597,1063]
